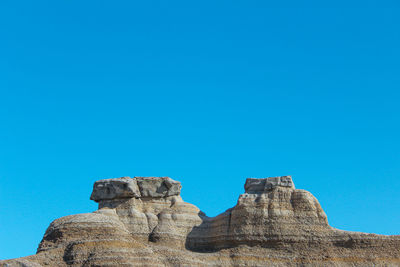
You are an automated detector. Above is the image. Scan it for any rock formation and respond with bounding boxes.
[1,176,399,266]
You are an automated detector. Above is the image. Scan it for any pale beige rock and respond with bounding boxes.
[1,176,399,267]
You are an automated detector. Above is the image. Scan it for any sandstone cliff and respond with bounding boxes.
[1,176,399,266]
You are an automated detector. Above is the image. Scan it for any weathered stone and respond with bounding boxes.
[90,176,140,202]
[245,175,294,193]
[135,176,181,198]
[2,175,399,267]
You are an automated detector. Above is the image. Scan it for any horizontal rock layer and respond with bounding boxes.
[2,176,399,267]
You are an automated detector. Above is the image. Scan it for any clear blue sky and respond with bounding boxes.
[1,1,399,260]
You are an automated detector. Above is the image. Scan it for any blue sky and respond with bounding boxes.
[1,1,399,260]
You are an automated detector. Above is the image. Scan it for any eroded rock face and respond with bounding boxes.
[135,176,181,198]
[2,176,399,267]
[244,175,295,193]
[90,176,182,202]
[90,177,140,202]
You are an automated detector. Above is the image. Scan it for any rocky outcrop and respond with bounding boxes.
[1,176,399,267]
[186,176,329,252]
[244,175,295,193]
[90,177,141,201]
[90,176,181,202]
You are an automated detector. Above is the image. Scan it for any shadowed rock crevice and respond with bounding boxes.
[2,176,400,267]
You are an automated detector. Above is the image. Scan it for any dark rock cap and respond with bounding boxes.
[135,176,182,198]
[244,176,294,194]
[90,177,140,202]
[90,176,182,202]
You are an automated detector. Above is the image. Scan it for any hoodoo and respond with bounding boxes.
[2,176,399,266]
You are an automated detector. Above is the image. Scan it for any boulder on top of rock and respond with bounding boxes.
[135,176,181,198]
[244,176,294,193]
[90,177,140,202]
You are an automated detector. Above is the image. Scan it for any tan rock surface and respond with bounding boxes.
[2,176,399,266]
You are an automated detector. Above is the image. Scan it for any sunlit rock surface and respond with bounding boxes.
[2,176,399,267]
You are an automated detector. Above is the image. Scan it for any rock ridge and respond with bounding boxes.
[1,175,399,267]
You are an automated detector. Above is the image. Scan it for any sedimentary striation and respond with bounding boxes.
[2,176,399,266]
